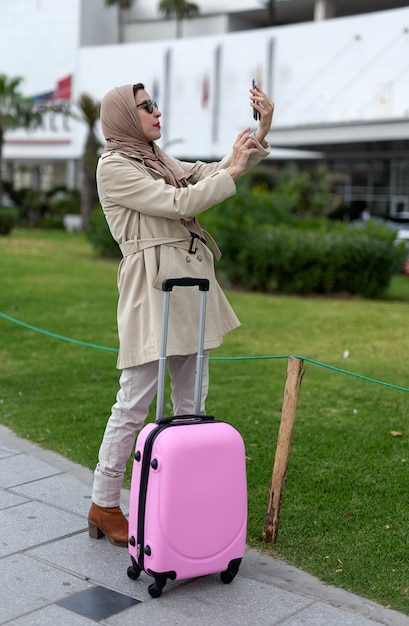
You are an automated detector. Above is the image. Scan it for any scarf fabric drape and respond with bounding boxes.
[100,84,203,237]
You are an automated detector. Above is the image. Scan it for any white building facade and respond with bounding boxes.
[1,0,408,217]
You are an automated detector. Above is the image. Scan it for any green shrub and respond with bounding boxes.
[38,215,65,230]
[87,205,121,258]
[48,188,81,216]
[3,182,81,229]
[264,227,405,298]
[0,207,18,235]
[6,187,49,228]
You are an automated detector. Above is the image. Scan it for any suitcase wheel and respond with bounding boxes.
[127,565,141,580]
[148,574,168,598]
[148,582,163,598]
[127,556,142,580]
[220,557,242,584]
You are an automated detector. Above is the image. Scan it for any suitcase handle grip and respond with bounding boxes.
[162,277,209,292]
[157,415,215,426]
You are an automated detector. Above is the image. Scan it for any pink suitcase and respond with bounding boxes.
[127,277,247,597]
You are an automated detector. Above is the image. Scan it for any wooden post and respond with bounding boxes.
[262,356,304,544]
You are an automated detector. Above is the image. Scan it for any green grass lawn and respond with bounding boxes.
[1,229,409,613]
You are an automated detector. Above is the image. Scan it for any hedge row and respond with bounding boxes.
[214,225,405,298]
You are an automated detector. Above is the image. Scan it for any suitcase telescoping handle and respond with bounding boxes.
[162,277,210,292]
[156,278,210,423]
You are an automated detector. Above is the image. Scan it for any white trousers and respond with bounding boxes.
[92,352,209,507]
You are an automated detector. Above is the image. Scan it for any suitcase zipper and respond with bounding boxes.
[136,423,167,571]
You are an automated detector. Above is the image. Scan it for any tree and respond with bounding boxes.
[158,0,200,38]
[76,93,101,229]
[0,74,42,205]
[105,0,135,43]
[266,0,275,26]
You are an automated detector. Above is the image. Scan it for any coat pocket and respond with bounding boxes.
[153,243,216,290]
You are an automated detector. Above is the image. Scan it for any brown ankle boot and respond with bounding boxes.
[88,503,129,547]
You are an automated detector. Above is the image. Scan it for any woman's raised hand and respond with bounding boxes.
[250,83,274,144]
[226,128,260,181]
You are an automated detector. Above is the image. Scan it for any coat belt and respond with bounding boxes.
[119,231,222,261]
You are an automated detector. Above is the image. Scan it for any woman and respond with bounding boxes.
[88,81,274,546]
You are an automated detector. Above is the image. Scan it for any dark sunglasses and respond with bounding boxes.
[136,99,158,114]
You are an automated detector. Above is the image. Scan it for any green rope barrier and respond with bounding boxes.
[1,311,408,393]
[0,312,118,353]
[293,356,409,394]
[213,353,409,393]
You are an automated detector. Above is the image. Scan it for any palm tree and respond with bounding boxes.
[76,93,101,229]
[105,0,135,43]
[0,74,42,205]
[158,0,200,38]
[266,0,275,26]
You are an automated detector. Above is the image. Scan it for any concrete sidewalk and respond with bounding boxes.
[1,423,408,626]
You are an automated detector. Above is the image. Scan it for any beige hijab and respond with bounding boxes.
[100,84,192,189]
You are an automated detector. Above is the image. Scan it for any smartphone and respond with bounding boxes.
[252,79,260,121]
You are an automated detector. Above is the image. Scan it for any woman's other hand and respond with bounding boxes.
[226,128,260,181]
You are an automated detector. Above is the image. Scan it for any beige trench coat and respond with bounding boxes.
[96,139,270,368]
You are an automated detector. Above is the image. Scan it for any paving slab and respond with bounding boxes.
[56,585,141,621]
[0,500,86,557]
[12,473,94,517]
[0,443,18,459]
[30,531,188,602]
[0,554,91,624]
[30,532,148,601]
[280,602,387,626]
[0,488,29,509]
[4,604,98,626]
[0,453,59,489]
